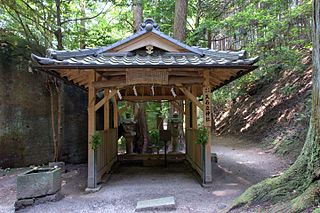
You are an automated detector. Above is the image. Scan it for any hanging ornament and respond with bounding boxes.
[171,87,177,98]
[151,85,155,96]
[117,89,122,100]
[133,86,138,96]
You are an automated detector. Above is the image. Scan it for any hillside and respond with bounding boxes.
[213,53,312,162]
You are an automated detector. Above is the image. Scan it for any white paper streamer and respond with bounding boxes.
[151,85,155,96]
[170,87,177,98]
[133,86,138,96]
[117,90,122,100]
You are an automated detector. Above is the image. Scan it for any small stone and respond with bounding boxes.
[135,196,176,212]
[15,198,34,210]
[217,203,227,209]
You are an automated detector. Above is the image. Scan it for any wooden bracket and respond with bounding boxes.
[94,89,117,111]
[176,84,203,110]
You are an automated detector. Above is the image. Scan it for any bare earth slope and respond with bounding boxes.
[214,55,312,162]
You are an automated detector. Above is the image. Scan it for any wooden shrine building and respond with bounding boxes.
[32,19,258,190]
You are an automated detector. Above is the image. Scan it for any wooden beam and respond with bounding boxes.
[93,76,203,89]
[95,89,117,111]
[177,85,203,110]
[121,95,186,101]
[169,71,200,77]
[169,76,203,85]
[93,78,126,89]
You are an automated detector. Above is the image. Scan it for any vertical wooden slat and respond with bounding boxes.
[87,71,97,189]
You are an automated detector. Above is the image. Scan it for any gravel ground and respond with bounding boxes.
[0,135,288,213]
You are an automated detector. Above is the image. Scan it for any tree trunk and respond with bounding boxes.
[131,1,148,153]
[48,80,63,162]
[134,103,149,153]
[173,0,188,42]
[133,0,143,32]
[79,0,86,49]
[207,30,212,49]
[56,83,63,161]
[227,1,320,212]
[49,84,58,162]
[55,0,63,50]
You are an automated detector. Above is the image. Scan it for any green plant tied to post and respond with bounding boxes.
[90,131,103,150]
[196,127,208,146]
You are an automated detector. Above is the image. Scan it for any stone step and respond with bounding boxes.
[135,196,176,212]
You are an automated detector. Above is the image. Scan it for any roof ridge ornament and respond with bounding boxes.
[140,18,159,32]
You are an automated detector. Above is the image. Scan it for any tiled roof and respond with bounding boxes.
[31,19,258,68]
[32,51,258,67]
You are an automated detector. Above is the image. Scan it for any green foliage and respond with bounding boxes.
[195,127,208,146]
[148,129,164,147]
[118,136,126,152]
[90,131,102,150]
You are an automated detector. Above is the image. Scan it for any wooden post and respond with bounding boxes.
[185,87,191,158]
[203,70,212,184]
[113,97,118,128]
[191,85,197,129]
[191,85,198,171]
[104,89,110,130]
[87,71,98,190]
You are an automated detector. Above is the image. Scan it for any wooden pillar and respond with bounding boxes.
[112,97,118,128]
[191,85,197,129]
[104,89,110,130]
[191,85,198,169]
[87,71,97,189]
[203,70,212,184]
[185,98,190,155]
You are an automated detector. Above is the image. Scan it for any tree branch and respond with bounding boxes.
[61,1,109,25]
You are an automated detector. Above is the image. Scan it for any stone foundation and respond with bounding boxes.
[15,191,63,210]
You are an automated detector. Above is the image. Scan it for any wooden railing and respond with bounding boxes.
[185,128,202,176]
[96,128,118,181]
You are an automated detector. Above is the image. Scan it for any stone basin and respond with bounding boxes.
[16,167,61,201]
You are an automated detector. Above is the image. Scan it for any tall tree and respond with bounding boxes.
[79,0,86,49]
[133,0,143,32]
[54,0,63,50]
[173,0,188,41]
[228,1,320,211]
[131,0,149,153]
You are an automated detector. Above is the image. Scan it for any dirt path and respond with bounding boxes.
[0,135,289,213]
